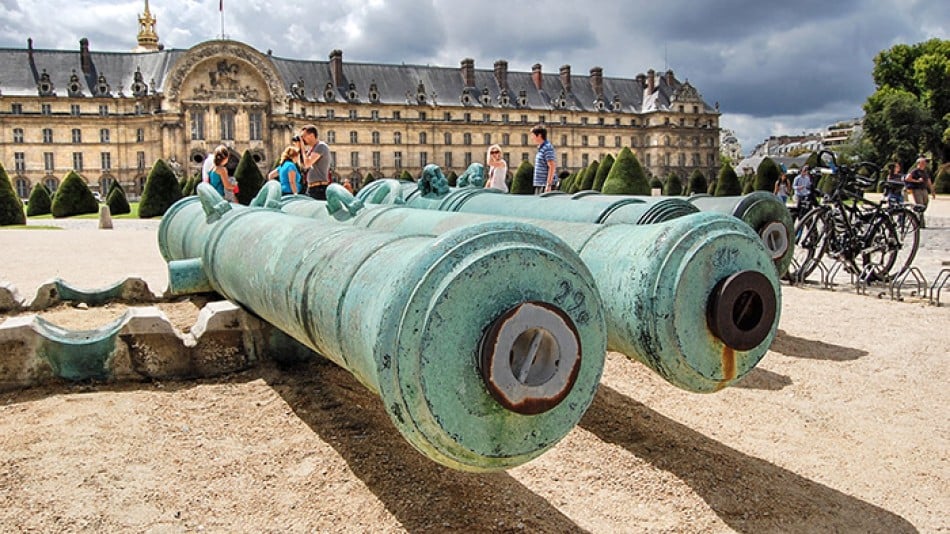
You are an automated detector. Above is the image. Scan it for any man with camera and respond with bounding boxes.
[296,124,331,200]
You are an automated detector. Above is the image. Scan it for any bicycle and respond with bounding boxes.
[788,151,914,283]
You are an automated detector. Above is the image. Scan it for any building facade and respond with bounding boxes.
[0,3,721,198]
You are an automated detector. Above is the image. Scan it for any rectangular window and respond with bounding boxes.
[100,129,110,143]
[372,131,380,144]
[98,105,109,116]
[464,152,472,167]
[444,152,452,168]
[72,152,83,171]
[137,151,146,170]
[329,151,337,168]
[349,131,358,143]
[502,133,510,145]
[561,153,567,170]
[598,136,605,147]
[464,113,471,122]
[502,114,509,124]
[70,104,81,116]
[136,128,145,143]
[372,151,381,169]
[349,109,357,120]
[598,117,604,125]
[11,103,23,114]
[521,133,528,146]
[394,132,402,144]
[44,152,54,171]
[393,111,401,120]
[42,128,53,144]
[249,111,263,141]
[190,110,205,140]
[581,117,589,125]
[135,104,144,115]
[444,132,452,145]
[419,151,428,167]
[615,136,621,147]
[482,113,490,123]
[13,128,24,143]
[560,116,567,125]
[418,111,427,121]
[521,152,529,163]
[539,115,546,124]
[483,133,491,145]
[71,129,82,143]
[327,131,336,144]
[463,133,472,145]
[41,104,51,115]
[394,151,403,170]
[443,112,452,121]
[371,110,379,120]
[419,132,427,145]
[219,111,235,140]
[350,151,359,168]
[101,152,111,170]
[326,109,335,119]
[560,135,567,146]
[581,135,588,147]
[14,152,26,172]
[521,115,528,124]
[582,154,589,167]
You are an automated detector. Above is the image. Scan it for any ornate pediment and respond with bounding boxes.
[671,81,703,103]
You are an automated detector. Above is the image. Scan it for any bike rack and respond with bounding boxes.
[930,268,950,307]
[888,267,928,302]
[824,260,845,290]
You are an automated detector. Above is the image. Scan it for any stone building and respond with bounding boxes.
[0,2,721,198]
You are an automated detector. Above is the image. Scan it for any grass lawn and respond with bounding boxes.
[26,202,147,220]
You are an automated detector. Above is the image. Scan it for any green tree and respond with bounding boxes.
[864,87,932,169]
[569,168,587,194]
[649,175,663,189]
[510,161,535,195]
[662,172,683,196]
[714,163,742,196]
[579,160,599,191]
[592,154,614,191]
[26,182,52,216]
[107,183,131,215]
[51,170,99,218]
[687,169,707,195]
[934,163,950,194]
[754,157,781,192]
[602,147,650,195]
[399,170,414,182]
[0,162,26,226]
[868,39,950,162]
[234,150,265,205]
[139,159,183,218]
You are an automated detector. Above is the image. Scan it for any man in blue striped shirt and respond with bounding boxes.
[531,125,557,194]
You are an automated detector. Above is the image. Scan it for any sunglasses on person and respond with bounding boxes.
[490,150,500,154]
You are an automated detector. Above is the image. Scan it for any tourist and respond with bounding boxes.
[774,171,791,204]
[485,144,508,192]
[298,124,331,200]
[531,125,557,194]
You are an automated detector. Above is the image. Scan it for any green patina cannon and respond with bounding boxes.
[158,183,607,472]
[282,183,782,393]
[357,164,699,225]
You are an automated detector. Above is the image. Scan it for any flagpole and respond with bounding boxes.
[219,0,225,39]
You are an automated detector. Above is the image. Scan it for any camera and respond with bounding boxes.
[292,135,301,142]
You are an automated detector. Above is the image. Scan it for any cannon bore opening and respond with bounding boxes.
[759,220,790,260]
[706,270,777,351]
[478,301,581,415]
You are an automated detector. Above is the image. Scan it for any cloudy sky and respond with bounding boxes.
[1,0,947,153]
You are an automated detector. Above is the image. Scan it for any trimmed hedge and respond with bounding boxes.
[754,157,780,192]
[234,150,265,205]
[510,160,535,195]
[662,173,683,196]
[0,162,26,226]
[107,184,131,215]
[139,159,183,218]
[592,154,613,192]
[26,182,52,216]
[51,170,99,218]
[687,169,707,195]
[714,163,743,196]
[580,160,599,191]
[602,147,650,195]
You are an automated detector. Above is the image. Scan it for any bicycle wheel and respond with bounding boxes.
[855,215,899,282]
[888,207,920,279]
[788,207,828,281]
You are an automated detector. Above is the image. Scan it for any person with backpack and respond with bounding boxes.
[269,145,304,195]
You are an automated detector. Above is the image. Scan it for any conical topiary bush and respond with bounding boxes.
[687,169,707,195]
[579,160,599,191]
[601,147,650,195]
[510,161,535,195]
[663,173,684,196]
[107,183,131,215]
[754,157,781,192]
[26,182,52,216]
[0,162,26,226]
[714,163,743,196]
[139,159,183,218]
[234,150,265,205]
[592,154,614,191]
[399,170,414,182]
[51,170,99,218]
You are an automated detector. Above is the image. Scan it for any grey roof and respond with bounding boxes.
[0,43,715,115]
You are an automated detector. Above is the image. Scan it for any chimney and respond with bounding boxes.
[329,49,344,88]
[559,64,571,93]
[80,38,93,75]
[647,69,655,94]
[665,69,675,87]
[460,57,475,88]
[635,73,646,89]
[531,63,543,91]
[589,66,603,97]
[493,59,509,90]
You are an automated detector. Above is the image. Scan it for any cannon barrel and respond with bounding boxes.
[158,184,607,471]
[686,192,794,276]
[283,186,781,393]
[356,178,698,224]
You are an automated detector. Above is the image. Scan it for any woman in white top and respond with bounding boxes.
[485,144,508,192]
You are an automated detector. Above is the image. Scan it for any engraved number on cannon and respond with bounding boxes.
[554,280,589,324]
